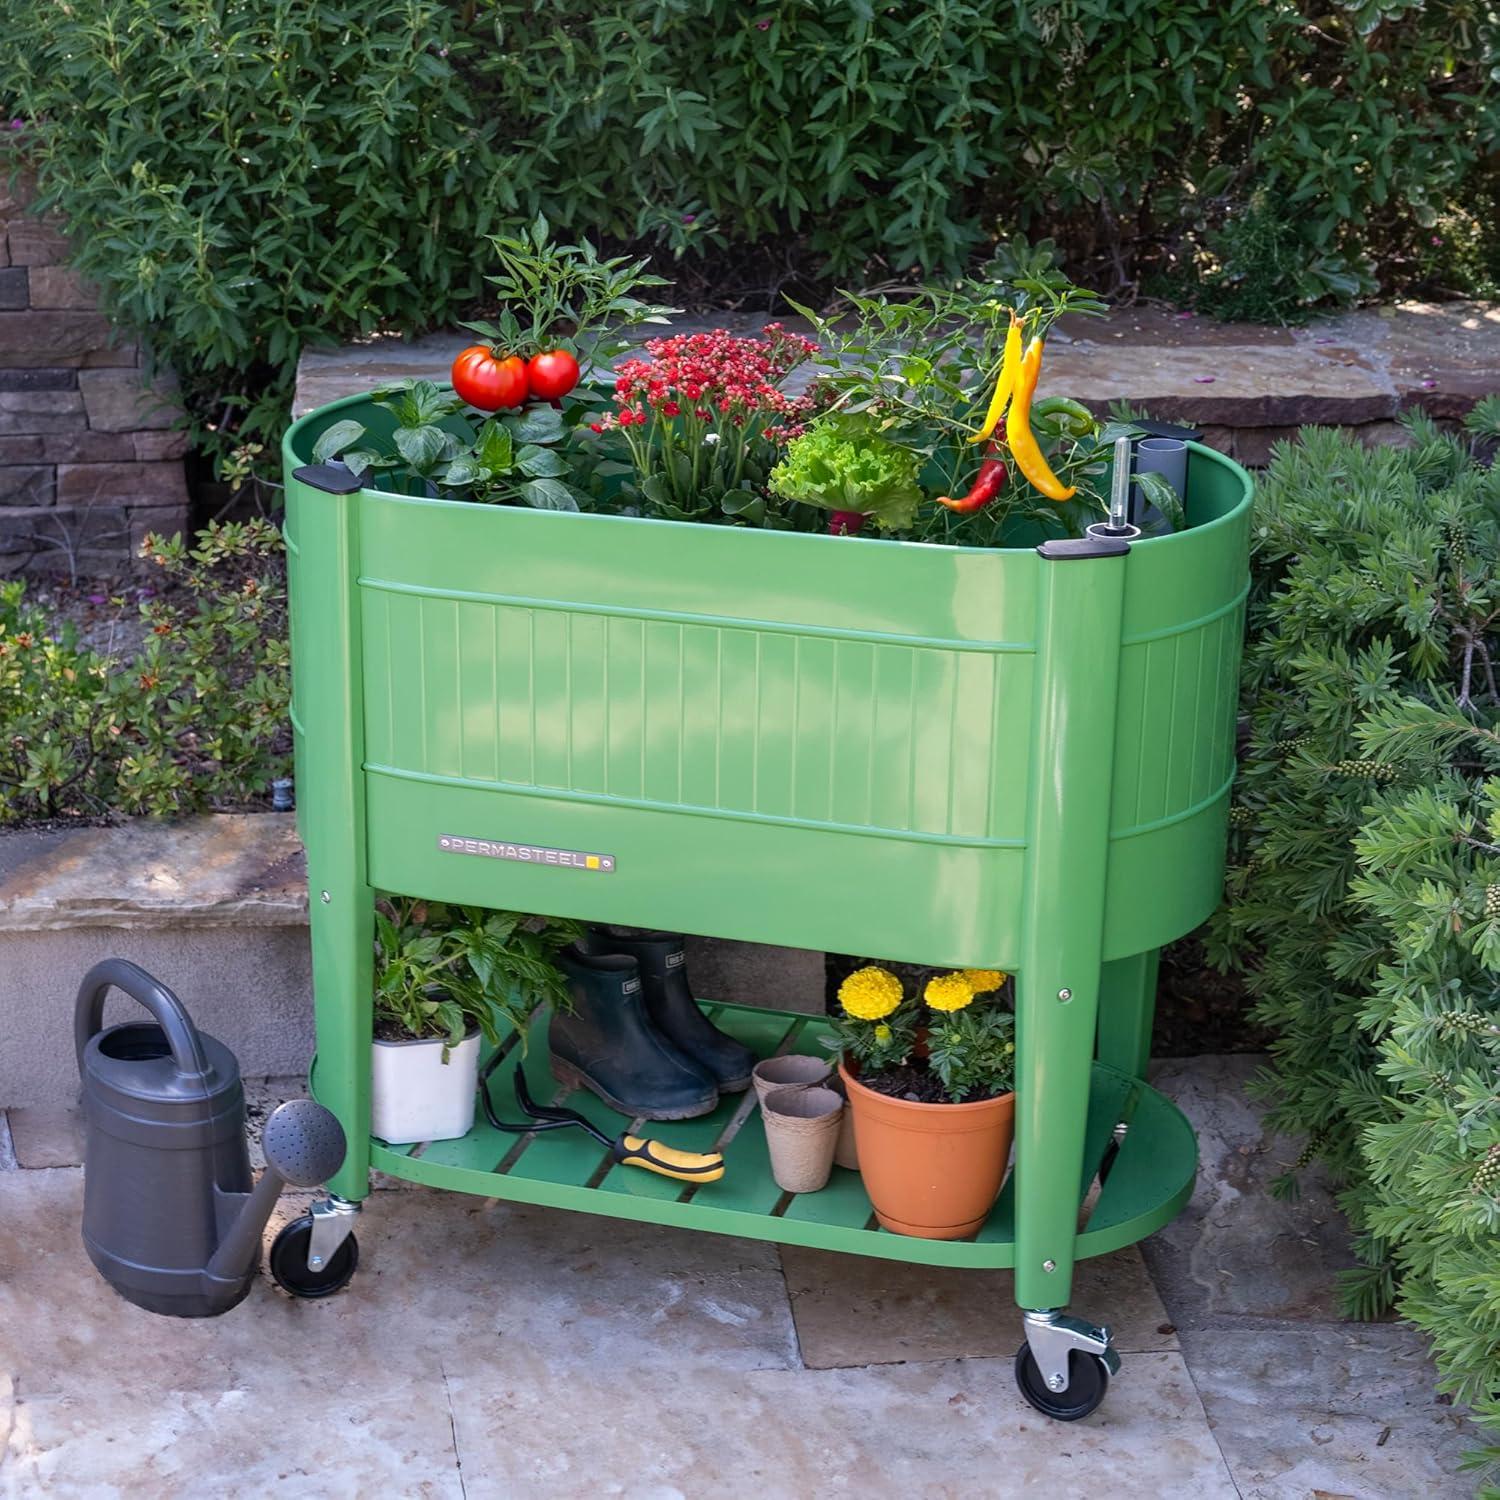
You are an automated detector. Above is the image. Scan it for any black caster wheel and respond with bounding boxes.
[1014,1344,1111,1421]
[268,1214,359,1299]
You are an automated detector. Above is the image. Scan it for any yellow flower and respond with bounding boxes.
[925,973,974,1013]
[839,966,903,1021]
[960,969,1006,994]
[874,1024,893,1044]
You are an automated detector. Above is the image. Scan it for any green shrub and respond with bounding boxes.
[3,0,499,461]
[0,520,290,823]
[1213,411,1500,1470]
[4,1,1497,464]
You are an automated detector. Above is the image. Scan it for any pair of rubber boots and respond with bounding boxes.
[549,930,755,1120]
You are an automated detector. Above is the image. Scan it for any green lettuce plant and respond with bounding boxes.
[769,415,923,531]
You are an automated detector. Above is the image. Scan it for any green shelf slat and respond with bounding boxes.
[781,1164,872,1228]
[701,1106,783,1217]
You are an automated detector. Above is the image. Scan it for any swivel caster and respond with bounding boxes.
[268,1196,361,1299]
[1015,1309,1119,1421]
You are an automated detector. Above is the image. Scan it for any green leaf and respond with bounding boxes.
[518,477,580,511]
[312,419,367,464]
[394,424,450,472]
[517,444,568,477]
[506,406,566,445]
[474,421,515,472]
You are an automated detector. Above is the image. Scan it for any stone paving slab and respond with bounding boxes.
[1143,1055,1352,1325]
[443,1351,1235,1500]
[5,1106,84,1169]
[0,815,306,931]
[1182,1324,1479,1500]
[2,1056,1487,1496]
[0,1169,1231,1499]
[780,1242,1177,1369]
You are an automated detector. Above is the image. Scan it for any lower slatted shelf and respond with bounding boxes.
[359,1001,1197,1270]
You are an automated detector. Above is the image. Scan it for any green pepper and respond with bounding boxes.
[1029,397,1097,440]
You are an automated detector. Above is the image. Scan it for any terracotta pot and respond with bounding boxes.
[839,1061,1014,1239]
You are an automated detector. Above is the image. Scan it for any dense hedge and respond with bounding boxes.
[3,1,1497,461]
[1214,411,1500,1476]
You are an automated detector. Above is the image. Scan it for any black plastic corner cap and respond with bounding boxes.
[291,462,364,495]
[1037,535,1131,561]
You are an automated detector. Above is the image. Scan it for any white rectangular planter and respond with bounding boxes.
[370,1030,480,1145]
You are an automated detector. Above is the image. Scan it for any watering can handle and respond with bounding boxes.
[74,958,212,1081]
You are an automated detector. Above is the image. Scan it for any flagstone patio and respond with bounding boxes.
[0,1057,1479,1499]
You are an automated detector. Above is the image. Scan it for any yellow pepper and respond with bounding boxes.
[1008,337,1076,501]
[968,312,1022,445]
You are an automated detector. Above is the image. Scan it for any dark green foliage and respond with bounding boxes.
[1213,413,1500,1469]
[3,0,1497,474]
[3,0,498,462]
[1192,193,1372,325]
[0,520,290,823]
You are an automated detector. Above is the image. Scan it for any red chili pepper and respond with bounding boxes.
[937,449,1008,514]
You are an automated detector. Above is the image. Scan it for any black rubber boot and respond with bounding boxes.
[582,930,756,1093]
[549,949,719,1121]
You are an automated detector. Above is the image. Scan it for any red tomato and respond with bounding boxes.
[451,346,528,410]
[526,349,581,402]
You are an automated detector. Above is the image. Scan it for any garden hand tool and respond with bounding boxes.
[579,927,756,1092]
[550,947,719,1119]
[479,1055,725,1183]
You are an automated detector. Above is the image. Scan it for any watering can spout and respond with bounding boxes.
[204,1100,348,1287]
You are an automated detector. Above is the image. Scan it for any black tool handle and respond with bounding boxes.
[74,958,211,1081]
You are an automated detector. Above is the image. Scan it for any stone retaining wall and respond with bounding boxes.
[0,146,187,575]
[0,814,822,1106]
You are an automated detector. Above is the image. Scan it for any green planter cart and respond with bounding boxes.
[281,390,1252,1419]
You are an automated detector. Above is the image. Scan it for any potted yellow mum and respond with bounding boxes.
[828,965,1016,1239]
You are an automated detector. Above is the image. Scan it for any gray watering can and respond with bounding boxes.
[75,959,348,1317]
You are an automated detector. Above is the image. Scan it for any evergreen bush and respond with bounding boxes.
[1214,408,1500,1474]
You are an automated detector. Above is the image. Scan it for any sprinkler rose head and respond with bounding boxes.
[260,1099,347,1188]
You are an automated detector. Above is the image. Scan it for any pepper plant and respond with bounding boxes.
[373,899,581,1055]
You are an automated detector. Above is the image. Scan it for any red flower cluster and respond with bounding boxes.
[597,324,819,437]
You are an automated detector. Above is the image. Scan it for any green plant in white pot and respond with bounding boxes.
[371,901,578,1145]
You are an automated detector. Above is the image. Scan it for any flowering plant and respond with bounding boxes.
[593,324,820,526]
[825,966,1015,1103]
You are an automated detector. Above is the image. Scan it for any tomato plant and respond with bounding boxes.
[451,346,528,411]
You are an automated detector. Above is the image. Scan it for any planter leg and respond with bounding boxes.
[308,878,374,1204]
[1096,948,1159,1081]
[1013,535,1129,1325]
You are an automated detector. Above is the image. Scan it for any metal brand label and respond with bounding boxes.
[436,835,615,872]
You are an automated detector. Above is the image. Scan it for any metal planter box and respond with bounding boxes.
[284,389,1250,1337]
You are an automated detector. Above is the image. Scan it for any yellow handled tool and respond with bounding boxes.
[613,1134,725,1183]
[480,1057,725,1185]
